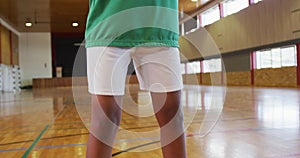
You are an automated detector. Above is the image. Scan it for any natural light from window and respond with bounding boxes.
[201,5,220,27]
[203,58,222,73]
[254,0,262,3]
[223,0,249,17]
[181,64,186,74]
[187,61,201,74]
[256,45,297,69]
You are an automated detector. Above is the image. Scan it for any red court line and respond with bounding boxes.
[0,23,2,63]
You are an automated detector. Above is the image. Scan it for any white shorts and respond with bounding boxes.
[86,46,183,95]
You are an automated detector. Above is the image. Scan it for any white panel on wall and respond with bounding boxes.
[19,33,52,87]
[0,64,21,92]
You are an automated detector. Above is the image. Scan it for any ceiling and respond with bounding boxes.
[0,0,214,33]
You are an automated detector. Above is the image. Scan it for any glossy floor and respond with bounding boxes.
[0,85,299,158]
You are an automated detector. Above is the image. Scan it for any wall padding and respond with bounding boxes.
[226,71,251,86]
[254,67,297,87]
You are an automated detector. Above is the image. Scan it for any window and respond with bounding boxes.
[203,58,222,73]
[184,16,198,34]
[281,46,297,67]
[256,45,297,69]
[256,50,271,69]
[181,64,186,74]
[201,5,220,27]
[223,0,249,17]
[187,61,201,74]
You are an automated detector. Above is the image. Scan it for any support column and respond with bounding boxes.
[250,51,256,86]
[200,60,203,85]
[221,60,225,86]
[296,44,300,86]
[184,63,188,84]
[0,24,2,63]
[249,0,255,5]
[9,31,13,65]
[198,15,202,28]
[219,3,224,18]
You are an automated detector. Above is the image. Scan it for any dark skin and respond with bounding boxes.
[86,91,187,158]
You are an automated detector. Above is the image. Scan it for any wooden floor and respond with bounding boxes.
[0,84,300,158]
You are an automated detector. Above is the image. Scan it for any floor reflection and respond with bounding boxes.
[0,85,299,158]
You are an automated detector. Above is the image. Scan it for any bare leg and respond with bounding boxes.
[86,95,123,158]
[151,90,187,158]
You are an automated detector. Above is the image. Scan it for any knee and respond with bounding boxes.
[156,104,184,127]
[92,105,122,126]
[104,109,122,125]
[152,91,184,126]
[92,95,122,126]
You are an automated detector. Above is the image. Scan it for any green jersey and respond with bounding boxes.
[85,0,179,47]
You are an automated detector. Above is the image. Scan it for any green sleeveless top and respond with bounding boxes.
[85,0,179,47]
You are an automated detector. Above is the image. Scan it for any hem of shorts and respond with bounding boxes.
[88,85,183,95]
[85,40,179,48]
[140,85,183,93]
[88,89,125,96]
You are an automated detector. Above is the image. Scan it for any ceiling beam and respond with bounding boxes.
[0,17,20,36]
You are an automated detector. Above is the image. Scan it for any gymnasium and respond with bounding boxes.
[0,0,299,157]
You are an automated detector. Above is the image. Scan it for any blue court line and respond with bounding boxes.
[2,121,84,131]
[0,126,87,135]
[0,137,159,153]
[21,125,49,158]
[0,144,87,153]
[0,133,89,146]
[0,148,27,152]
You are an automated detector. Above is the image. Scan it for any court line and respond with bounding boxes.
[110,127,261,157]
[35,143,87,149]
[0,117,258,146]
[1,133,299,158]
[0,127,287,155]
[0,121,85,132]
[0,139,34,146]
[0,123,254,147]
[112,141,160,157]
[0,133,90,146]
[1,109,253,133]
[0,123,50,131]
[0,148,27,152]
[113,127,261,156]
[19,100,68,157]
[21,125,49,158]
[41,132,89,140]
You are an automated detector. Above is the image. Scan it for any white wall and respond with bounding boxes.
[19,33,52,86]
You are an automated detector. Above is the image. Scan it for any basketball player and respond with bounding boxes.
[85,1,187,158]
